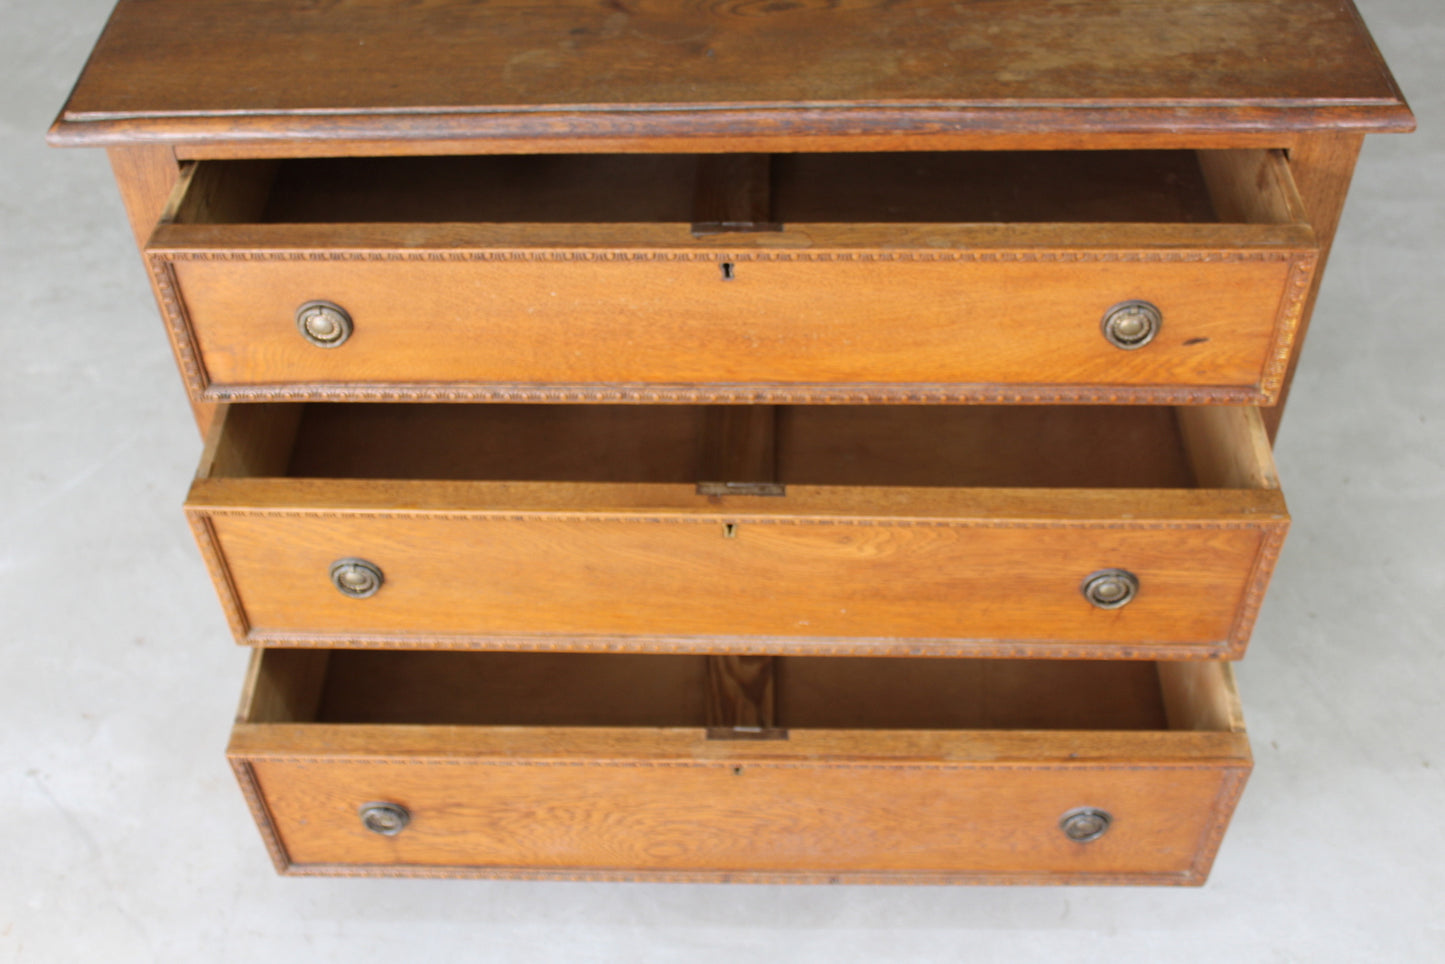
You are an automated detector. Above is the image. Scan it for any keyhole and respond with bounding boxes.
[723,523,738,538]
[720,261,735,281]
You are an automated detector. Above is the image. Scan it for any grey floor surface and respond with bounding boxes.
[4,0,1443,960]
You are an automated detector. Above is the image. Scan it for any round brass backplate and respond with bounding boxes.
[359,802,410,836]
[1081,569,1139,610]
[1101,300,1162,350]
[329,558,383,599]
[1060,807,1112,843]
[296,301,354,348]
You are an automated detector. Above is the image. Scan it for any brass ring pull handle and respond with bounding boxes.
[296,301,353,348]
[359,802,410,836]
[330,558,384,598]
[1081,569,1139,609]
[1060,807,1112,842]
[1101,300,1161,349]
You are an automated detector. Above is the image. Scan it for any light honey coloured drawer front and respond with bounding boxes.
[147,150,1316,405]
[229,649,1252,884]
[187,402,1287,659]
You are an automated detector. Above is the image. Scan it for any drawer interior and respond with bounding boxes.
[242,649,1242,735]
[202,403,1278,492]
[168,149,1304,228]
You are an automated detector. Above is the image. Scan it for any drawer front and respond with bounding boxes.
[194,509,1284,658]
[233,750,1246,884]
[150,241,1313,404]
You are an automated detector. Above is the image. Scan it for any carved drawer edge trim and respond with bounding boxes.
[199,382,1273,406]
[146,257,210,400]
[236,756,1244,772]
[1187,766,1253,883]
[230,759,291,874]
[242,631,1234,661]
[1258,252,1319,401]
[154,247,1305,265]
[186,511,251,639]
[195,509,1280,529]
[274,864,1212,886]
[1226,521,1291,652]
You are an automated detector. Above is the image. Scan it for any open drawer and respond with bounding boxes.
[147,149,1316,404]
[187,402,1287,659]
[229,649,1252,884]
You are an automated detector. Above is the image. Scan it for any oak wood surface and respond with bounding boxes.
[227,651,1250,881]
[143,148,1316,405]
[107,144,221,435]
[1176,407,1281,491]
[51,0,1412,150]
[149,237,1315,406]
[1263,133,1366,438]
[692,154,773,233]
[55,0,1412,888]
[1157,661,1245,734]
[186,403,1287,657]
[706,655,777,733]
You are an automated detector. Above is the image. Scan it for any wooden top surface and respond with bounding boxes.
[51,0,1412,148]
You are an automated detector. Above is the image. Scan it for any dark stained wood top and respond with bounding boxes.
[50,0,1413,149]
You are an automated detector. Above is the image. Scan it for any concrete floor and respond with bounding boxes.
[4,1,1442,960]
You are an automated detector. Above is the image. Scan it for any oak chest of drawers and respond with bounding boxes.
[52,0,1411,884]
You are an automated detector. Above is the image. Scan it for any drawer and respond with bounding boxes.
[147,150,1317,405]
[229,649,1251,883]
[187,402,1287,659]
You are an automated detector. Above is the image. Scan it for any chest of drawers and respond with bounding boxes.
[52,0,1411,884]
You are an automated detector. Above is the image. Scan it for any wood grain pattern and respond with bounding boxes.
[56,0,1412,889]
[197,511,1282,653]
[1176,407,1281,490]
[1264,133,1366,438]
[693,154,773,233]
[148,225,1316,405]
[107,145,222,435]
[707,656,777,734]
[1197,149,1309,226]
[227,651,1250,882]
[184,402,1287,658]
[51,0,1412,150]
[1157,661,1244,734]
[141,150,1319,406]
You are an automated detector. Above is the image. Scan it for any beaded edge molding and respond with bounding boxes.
[1226,521,1290,650]
[240,633,1235,661]
[193,509,1282,528]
